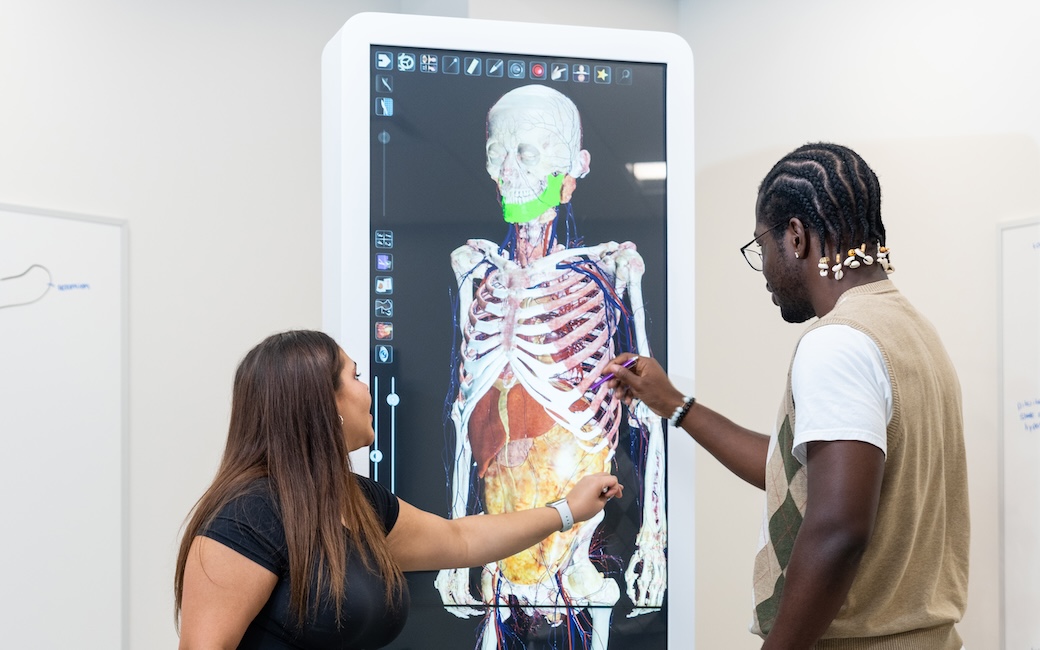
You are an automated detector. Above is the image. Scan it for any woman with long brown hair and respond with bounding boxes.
[174,330,621,649]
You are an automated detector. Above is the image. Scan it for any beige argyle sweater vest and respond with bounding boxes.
[751,281,969,649]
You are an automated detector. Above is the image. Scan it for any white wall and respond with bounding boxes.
[0,1,389,647]
[0,0,1022,648]
[468,0,680,31]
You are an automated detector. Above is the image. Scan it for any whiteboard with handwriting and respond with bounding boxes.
[0,204,127,649]
[999,218,1040,650]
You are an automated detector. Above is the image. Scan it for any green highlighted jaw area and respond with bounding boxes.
[502,174,564,224]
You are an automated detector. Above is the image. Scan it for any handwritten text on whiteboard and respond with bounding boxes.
[1018,398,1040,433]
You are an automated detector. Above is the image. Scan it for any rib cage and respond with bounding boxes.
[455,242,627,452]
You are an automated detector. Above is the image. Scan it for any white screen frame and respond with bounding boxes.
[322,12,695,648]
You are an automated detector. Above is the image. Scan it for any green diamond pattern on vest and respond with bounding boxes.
[752,414,807,635]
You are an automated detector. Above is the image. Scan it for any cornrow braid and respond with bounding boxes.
[756,143,885,260]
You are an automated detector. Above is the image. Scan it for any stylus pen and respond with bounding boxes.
[588,356,638,391]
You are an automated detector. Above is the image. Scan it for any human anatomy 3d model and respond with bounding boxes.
[435,85,666,650]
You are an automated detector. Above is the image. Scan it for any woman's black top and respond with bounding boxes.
[202,475,410,649]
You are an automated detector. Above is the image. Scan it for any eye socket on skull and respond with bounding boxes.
[487,142,542,172]
[517,144,540,167]
[487,142,506,167]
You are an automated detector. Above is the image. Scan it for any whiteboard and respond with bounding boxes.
[0,204,127,649]
[999,218,1040,650]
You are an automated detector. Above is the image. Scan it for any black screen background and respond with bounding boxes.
[366,46,669,650]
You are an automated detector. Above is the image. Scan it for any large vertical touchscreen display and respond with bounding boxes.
[365,44,668,650]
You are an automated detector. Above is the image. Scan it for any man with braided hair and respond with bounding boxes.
[604,143,970,649]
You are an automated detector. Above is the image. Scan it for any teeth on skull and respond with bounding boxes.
[507,193,539,204]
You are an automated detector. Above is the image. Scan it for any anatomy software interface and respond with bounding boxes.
[366,45,669,649]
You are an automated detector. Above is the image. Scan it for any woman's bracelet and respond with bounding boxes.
[669,395,696,428]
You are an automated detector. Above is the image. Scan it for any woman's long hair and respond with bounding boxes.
[174,330,404,627]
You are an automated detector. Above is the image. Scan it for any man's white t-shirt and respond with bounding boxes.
[790,324,893,465]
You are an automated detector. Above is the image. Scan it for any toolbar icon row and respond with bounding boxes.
[374,52,630,84]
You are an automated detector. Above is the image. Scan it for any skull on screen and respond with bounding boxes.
[485,85,591,224]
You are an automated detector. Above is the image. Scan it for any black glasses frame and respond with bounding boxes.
[739,222,787,272]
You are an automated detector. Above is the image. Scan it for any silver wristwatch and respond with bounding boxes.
[546,497,574,532]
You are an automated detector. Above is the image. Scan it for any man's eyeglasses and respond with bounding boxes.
[739,223,787,272]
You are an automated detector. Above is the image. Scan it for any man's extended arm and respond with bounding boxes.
[606,354,770,489]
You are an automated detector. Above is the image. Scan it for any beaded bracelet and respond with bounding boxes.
[669,395,696,428]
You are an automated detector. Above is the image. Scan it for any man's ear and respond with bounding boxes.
[789,218,811,259]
